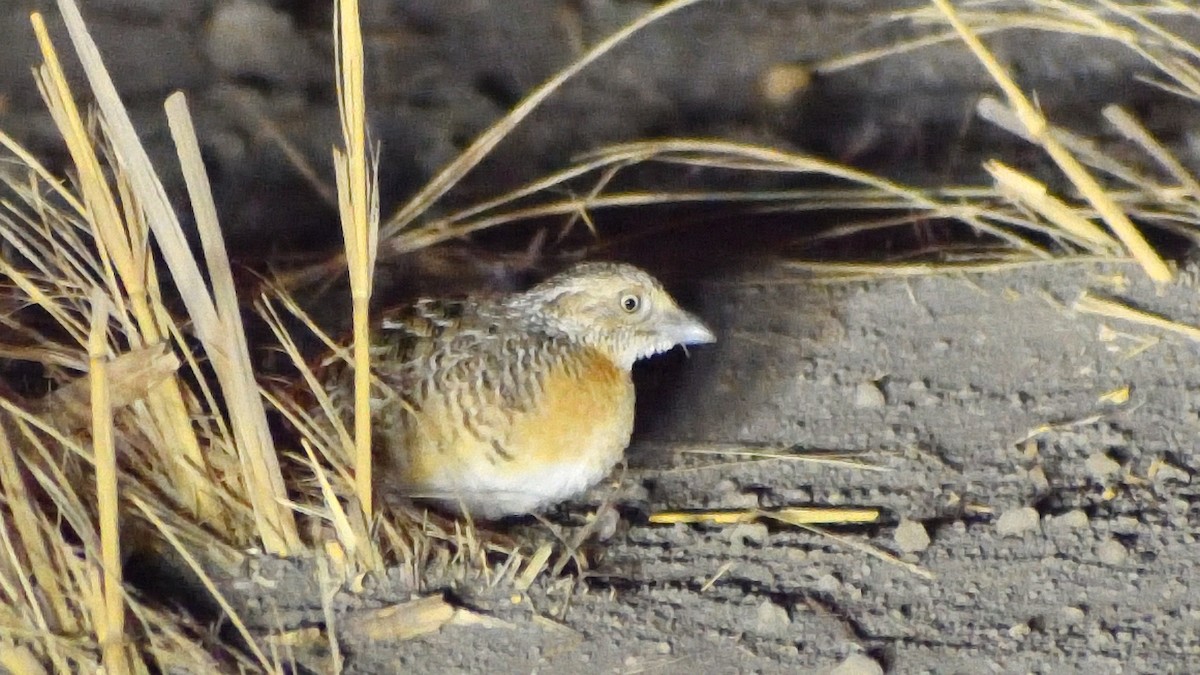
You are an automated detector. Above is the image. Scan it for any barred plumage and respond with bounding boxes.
[343,262,715,519]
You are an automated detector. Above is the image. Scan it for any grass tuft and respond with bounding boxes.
[2,0,1200,670]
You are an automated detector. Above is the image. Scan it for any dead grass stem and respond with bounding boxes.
[3,0,1200,670]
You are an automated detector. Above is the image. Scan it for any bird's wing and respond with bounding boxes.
[374,297,553,410]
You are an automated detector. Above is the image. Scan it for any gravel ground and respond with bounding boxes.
[5,2,1199,671]
[220,258,1200,673]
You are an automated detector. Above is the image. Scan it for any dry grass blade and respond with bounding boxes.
[130,494,273,671]
[381,0,706,240]
[1074,292,1200,342]
[985,161,1121,253]
[817,3,1140,74]
[977,97,1169,196]
[86,290,128,674]
[341,595,457,642]
[0,645,49,675]
[1102,104,1200,205]
[163,91,299,553]
[301,441,380,571]
[27,343,179,433]
[514,543,555,592]
[782,256,1127,280]
[799,524,933,580]
[648,507,881,526]
[931,0,1172,283]
[765,508,881,527]
[0,129,86,216]
[400,137,1059,257]
[0,421,76,673]
[587,139,1050,254]
[0,403,219,671]
[671,445,888,472]
[43,0,298,553]
[316,555,344,674]
[333,0,380,525]
[30,10,213,521]
[29,14,128,296]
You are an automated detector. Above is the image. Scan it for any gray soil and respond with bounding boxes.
[5,1,1200,672]
[224,258,1200,674]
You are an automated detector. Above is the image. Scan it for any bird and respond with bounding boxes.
[359,261,715,520]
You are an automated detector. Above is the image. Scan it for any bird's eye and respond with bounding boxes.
[620,294,640,313]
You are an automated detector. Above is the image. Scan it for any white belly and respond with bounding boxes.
[431,456,622,520]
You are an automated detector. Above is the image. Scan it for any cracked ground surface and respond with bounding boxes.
[226,258,1200,673]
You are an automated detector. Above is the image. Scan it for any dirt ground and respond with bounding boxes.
[6,4,1198,671]
[216,257,1200,673]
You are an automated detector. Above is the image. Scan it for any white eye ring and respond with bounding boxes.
[620,294,640,313]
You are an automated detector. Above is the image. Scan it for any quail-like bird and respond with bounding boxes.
[364,262,715,519]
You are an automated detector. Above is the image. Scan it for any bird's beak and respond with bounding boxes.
[667,309,716,346]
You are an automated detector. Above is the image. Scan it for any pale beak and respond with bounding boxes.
[667,309,716,346]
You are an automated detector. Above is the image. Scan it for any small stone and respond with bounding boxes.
[728,523,769,552]
[715,479,740,494]
[1061,606,1086,626]
[1085,453,1121,480]
[1153,462,1191,485]
[1046,509,1089,531]
[853,382,886,409]
[623,483,651,502]
[1027,466,1050,492]
[206,0,317,86]
[725,491,761,509]
[830,653,884,675]
[593,506,621,542]
[995,507,1040,537]
[755,599,792,637]
[776,644,800,659]
[894,519,931,553]
[1008,622,1031,639]
[786,548,808,562]
[1097,539,1128,565]
[815,573,841,594]
[655,641,672,655]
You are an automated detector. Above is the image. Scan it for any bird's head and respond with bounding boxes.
[513,262,716,368]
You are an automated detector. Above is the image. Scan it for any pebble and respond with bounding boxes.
[1027,466,1050,492]
[1045,509,1089,532]
[724,492,761,509]
[853,382,886,409]
[715,479,740,494]
[1153,462,1191,485]
[894,519,931,553]
[1085,452,1121,480]
[995,506,1040,537]
[815,574,841,594]
[1060,606,1086,626]
[206,0,315,86]
[1097,538,1128,565]
[755,599,792,637]
[830,653,884,675]
[728,523,769,551]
